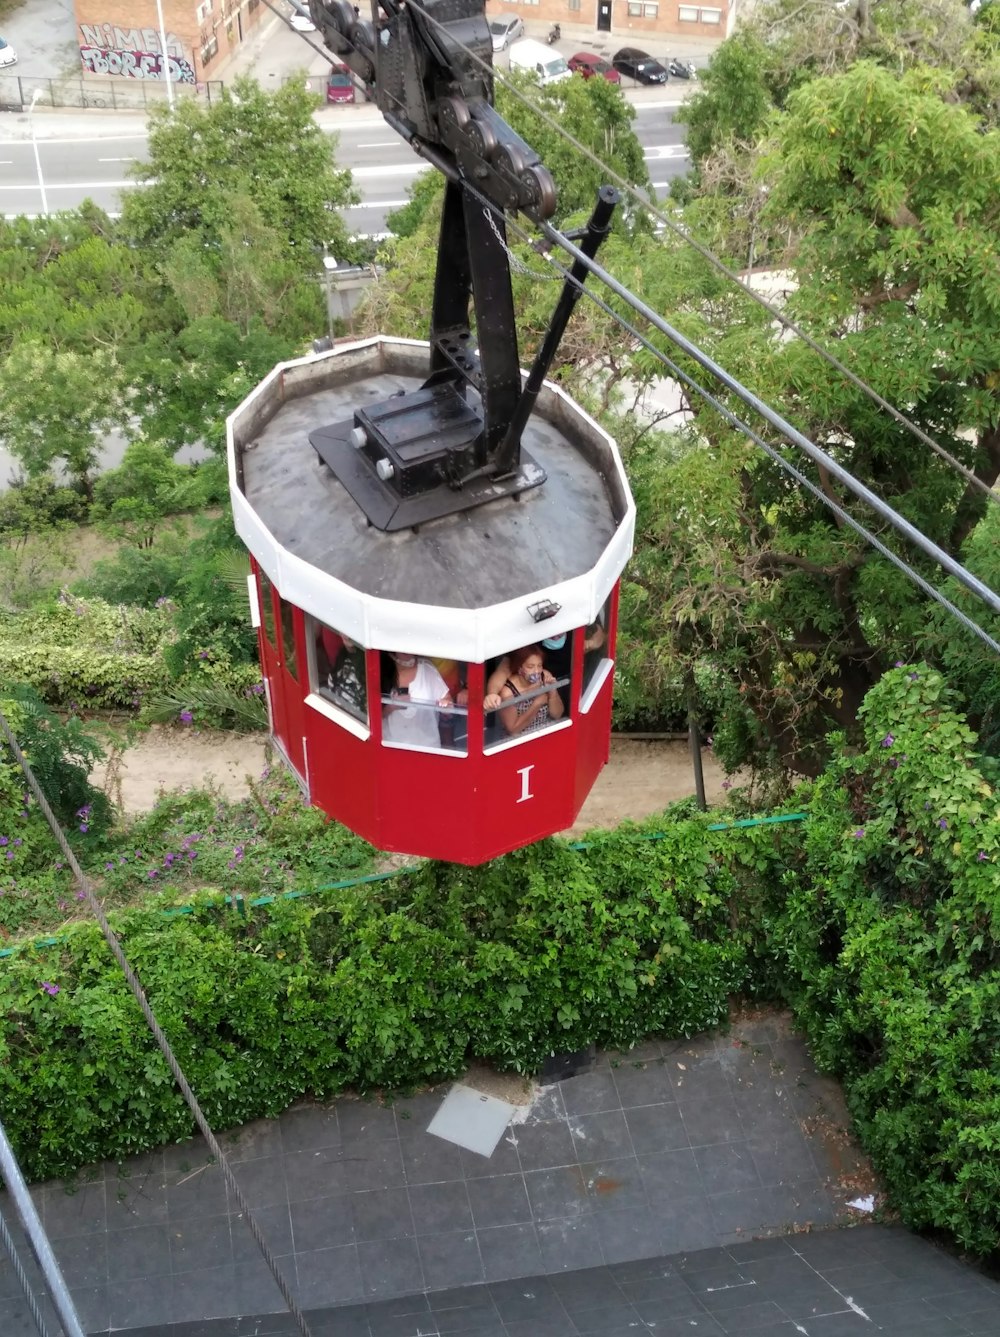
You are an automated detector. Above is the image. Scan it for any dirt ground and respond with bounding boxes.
[90,730,732,831]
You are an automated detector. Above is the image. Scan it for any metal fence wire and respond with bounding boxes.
[0,75,224,112]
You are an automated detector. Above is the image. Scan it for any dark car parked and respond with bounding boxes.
[611,47,668,84]
[567,51,621,83]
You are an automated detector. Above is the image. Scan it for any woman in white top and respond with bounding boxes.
[382,652,452,748]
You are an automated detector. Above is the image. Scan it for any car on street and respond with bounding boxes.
[0,36,17,68]
[667,57,697,79]
[567,51,620,82]
[327,64,355,102]
[490,14,524,50]
[290,11,317,31]
[611,47,668,83]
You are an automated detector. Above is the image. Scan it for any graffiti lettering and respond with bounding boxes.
[79,47,197,83]
[79,23,184,57]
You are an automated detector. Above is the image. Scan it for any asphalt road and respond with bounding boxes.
[0,104,689,235]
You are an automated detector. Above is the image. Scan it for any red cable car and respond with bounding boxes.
[226,0,635,864]
[227,336,633,864]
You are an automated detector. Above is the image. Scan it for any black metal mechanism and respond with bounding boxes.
[306,0,618,531]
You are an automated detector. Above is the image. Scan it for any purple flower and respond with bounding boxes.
[12,839,21,847]
[5,851,13,861]
[938,819,948,830]
[148,869,158,879]
[0,837,6,846]
[909,672,919,681]
[164,853,175,865]
[40,981,59,996]
[79,823,89,834]
[894,660,904,668]
[853,829,865,840]
[977,851,988,862]
[198,650,209,660]
[179,710,194,725]
[75,889,86,901]
[722,780,732,790]
[881,733,894,748]
[106,862,114,870]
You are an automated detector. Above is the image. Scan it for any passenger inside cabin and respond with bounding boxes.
[318,625,367,721]
[498,645,565,737]
[382,651,453,748]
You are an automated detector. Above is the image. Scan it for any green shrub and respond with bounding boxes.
[0,820,751,1181]
[763,665,1000,1255]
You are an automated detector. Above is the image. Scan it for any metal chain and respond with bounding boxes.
[481,206,557,281]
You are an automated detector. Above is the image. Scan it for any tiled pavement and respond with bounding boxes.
[2,1012,999,1333]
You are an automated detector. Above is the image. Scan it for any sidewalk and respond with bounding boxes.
[4,1009,998,1334]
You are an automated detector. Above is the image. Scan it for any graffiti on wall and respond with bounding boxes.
[79,23,197,83]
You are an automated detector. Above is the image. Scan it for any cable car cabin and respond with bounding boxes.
[227,336,634,865]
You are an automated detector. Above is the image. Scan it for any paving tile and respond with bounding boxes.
[466,1175,533,1230]
[460,1135,522,1180]
[357,1235,425,1298]
[568,1110,634,1163]
[524,1165,592,1221]
[296,1242,364,1307]
[962,1309,1000,1336]
[409,1179,474,1234]
[169,1212,235,1273]
[107,1166,170,1225]
[230,1154,289,1210]
[787,1315,873,1334]
[501,1315,577,1337]
[287,1192,355,1253]
[162,1136,214,1175]
[392,1087,451,1128]
[630,1315,728,1337]
[352,1187,415,1242]
[71,1284,110,1333]
[284,1146,350,1202]
[221,1117,285,1163]
[652,1195,721,1255]
[105,1221,173,1284]
[344,1139,407,1193]
[433,1304,504,1335]
[512,1120,577,1173]
[400,1130,467,1185]
[622,1101,689,1155]
[337,1100,400,1144]
[166,1162,229,1222]
[536,1214,605,1272]
[43,1178,107,1239]
[547,1261,622,1310]
[569,1298,641,1331]
[637,1147,705,1199]
[233,1255,293,1312]
[617,1270,701,1305]
[695,1141,762,1194]
[231,1200,296,1262]
[558,1068,621,1116]
[594,1205,664,1265]
[51,1225,108,1287]
[108,1271,176,1328]
[171,1263,238,1321]
[610,1059,678,1108]
[714,1299,791,1331]
[487,1274,561,1321]
[747,1131,823,1184]
[478,1222,545,1282]
[278,1103,341,1154]
[417,1229,485,1290]
[708,1184,803,1237]
[679,1092,746,1146]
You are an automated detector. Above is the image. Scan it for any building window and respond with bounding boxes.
[678,4,699,17]
[627,1,643,12]
[484,639,571,750]
[643,2,659,13]
[196,0,213,20]
[699,5,722,18]
[278,598,298,681]
[201,34,219,63]
[258,570,277,648]
[568,0,581,10]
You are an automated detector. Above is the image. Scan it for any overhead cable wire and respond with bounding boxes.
[464,179,1000,653]
[0,1206,54,1337]
[0,1119,84,1337]
[0,717,315,1337]
[400,0,1000,510]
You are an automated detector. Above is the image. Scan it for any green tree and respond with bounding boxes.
[121,76,358,272]
[622,61,1000,774]
[0,343,128,501]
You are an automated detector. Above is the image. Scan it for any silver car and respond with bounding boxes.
[0,37,17,68]
[489,14,524,51]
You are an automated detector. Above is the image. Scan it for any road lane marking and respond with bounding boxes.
[351,163,429,178]
[357,140,399,148]
[0,179,142,190]
[98,156,135,162]
[346,199,409,209]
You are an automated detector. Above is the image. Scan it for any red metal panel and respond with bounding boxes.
[303,705,380,843]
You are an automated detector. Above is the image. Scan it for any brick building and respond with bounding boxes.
[74,0,267,85]
[487,0,736,44]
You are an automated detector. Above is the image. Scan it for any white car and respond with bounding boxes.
[0,36,17,68]
[489,15,524,51]
[290,11,317,30]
